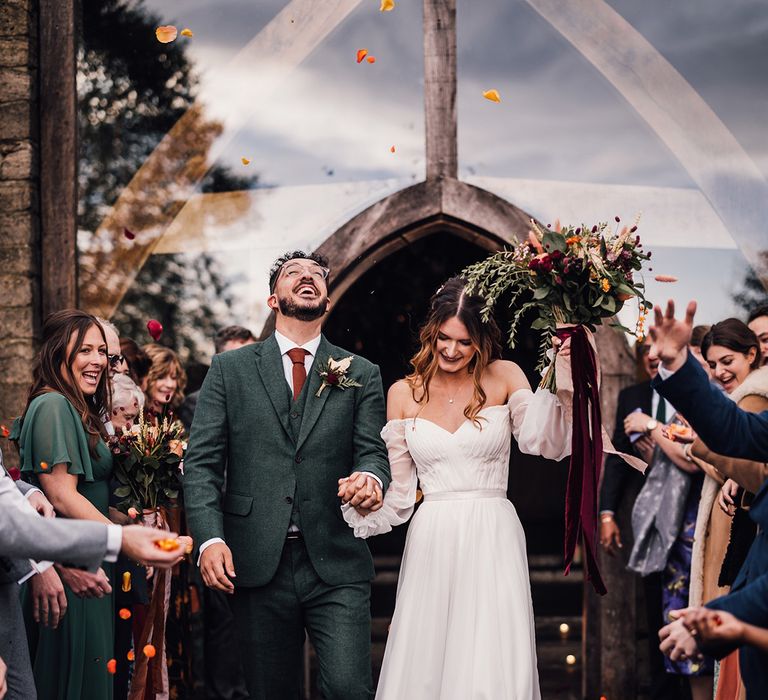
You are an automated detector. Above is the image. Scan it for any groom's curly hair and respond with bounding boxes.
[406,277,502,427]
[268,250,330,293]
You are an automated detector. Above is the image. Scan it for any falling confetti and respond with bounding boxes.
[40,461,49,471]
[146,319,163,341]
[390,145,396,153]
[654,274,678,283]
[143,644,157,659]
[356,49,368,63]
[122,571,132,593]
[380,0,395,10]
[0,425,9,438]
[123,228,136,241]
[127,506,139,520]
[154,538,181,551]
[155,26,178,43]
[127,650,135,662]
[180,28,194,37]
[107,659,117,675]
[482,89,501,103]
[366,56,376,64]
[241,157,251,166]
[119,608,132,620]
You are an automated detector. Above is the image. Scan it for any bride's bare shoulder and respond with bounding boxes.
[487,360,530,391]
[387,379,417,419]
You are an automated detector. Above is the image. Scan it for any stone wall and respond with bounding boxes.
[0,0,40,451]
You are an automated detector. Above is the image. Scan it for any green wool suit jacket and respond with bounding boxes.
[183,334,391,587]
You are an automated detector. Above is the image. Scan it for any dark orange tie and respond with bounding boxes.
[287,348,309,401]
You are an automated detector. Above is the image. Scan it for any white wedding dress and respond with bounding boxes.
[342,388,572,700]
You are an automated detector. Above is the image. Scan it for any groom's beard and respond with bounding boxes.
[277,296,327,322]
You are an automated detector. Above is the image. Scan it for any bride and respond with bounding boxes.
[339,277,574,700]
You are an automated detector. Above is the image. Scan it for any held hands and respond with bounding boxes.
[659,609,703,662]
[337,472,383,516]
[648,300,697,373]
[199,542,236,594]
[679,608,744,659]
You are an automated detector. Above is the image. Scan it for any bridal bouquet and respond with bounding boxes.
[464,216,652,596]
[109,409,185,515]
[464,216,651,385]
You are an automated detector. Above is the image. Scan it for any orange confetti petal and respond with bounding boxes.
[154,538,181,551]
[143,644,157,659]
[39,461,49,471]
[180,28,194,37]
[119,608,132,620]
[0,425,9,438]
[366,56,376,64]
[155,25,178,44]
[241,157,251,166]
[654,274,678,283]
[356,49,368,64]
[127,650,135,662]
[482,89,501,103]
[107,659,117,675]
[390,145,396,153]
[127,507,139,520]
[380,0,395,10]
[122,571,132,593]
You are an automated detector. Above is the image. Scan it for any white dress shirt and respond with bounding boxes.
[198,331,383,563]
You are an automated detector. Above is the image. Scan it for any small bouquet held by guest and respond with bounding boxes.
[464,216,651,595]
[109,409,185,517]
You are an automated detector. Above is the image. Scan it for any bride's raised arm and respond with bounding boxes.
[507,346,573,462]
[341,381,418,539]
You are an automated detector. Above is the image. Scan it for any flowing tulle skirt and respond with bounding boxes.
[376,492,541,700]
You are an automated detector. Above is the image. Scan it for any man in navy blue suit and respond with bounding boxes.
[650,300,768,698]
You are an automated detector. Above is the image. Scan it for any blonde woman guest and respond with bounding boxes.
[142,344,187,417]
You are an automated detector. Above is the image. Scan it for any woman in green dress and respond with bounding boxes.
[13,309,116,700]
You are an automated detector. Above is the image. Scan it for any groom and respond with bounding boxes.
[183,250,391,699]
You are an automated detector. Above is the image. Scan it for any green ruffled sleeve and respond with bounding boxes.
[16,393,95,482]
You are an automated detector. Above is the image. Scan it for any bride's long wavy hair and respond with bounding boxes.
[406,277,502,425]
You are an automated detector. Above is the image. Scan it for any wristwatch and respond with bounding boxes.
[645,419,658,433]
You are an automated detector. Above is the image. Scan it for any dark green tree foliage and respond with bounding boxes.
[78,0,256,361]
[733,258,768,316]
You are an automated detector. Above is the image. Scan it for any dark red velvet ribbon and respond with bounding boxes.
[556,326,607,596]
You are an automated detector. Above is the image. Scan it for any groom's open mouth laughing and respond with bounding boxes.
[295,282,319,300]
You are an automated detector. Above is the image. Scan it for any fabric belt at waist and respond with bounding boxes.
[423,489,507,502]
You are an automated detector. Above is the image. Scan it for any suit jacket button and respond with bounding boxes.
[285,496,293,504]
[295,455,303,463]
[290,411,300,419]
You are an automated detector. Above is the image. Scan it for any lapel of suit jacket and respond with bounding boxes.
[254,334,294,443]
[296,335,334,452]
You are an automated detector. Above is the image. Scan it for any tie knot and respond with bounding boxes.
[287,348,308,365]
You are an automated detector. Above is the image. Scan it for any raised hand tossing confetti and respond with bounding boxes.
[155,26,177,43]
[483,89,501,103]
[356,49,368,64]
[180,28,194,37]
[380,0,395,10]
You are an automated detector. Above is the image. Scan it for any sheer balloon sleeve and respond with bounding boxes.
[341,419,418,539]
[508,388,572,461]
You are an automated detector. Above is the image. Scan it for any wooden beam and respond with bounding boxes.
[39,0,78,316]
[423,0,457,180]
